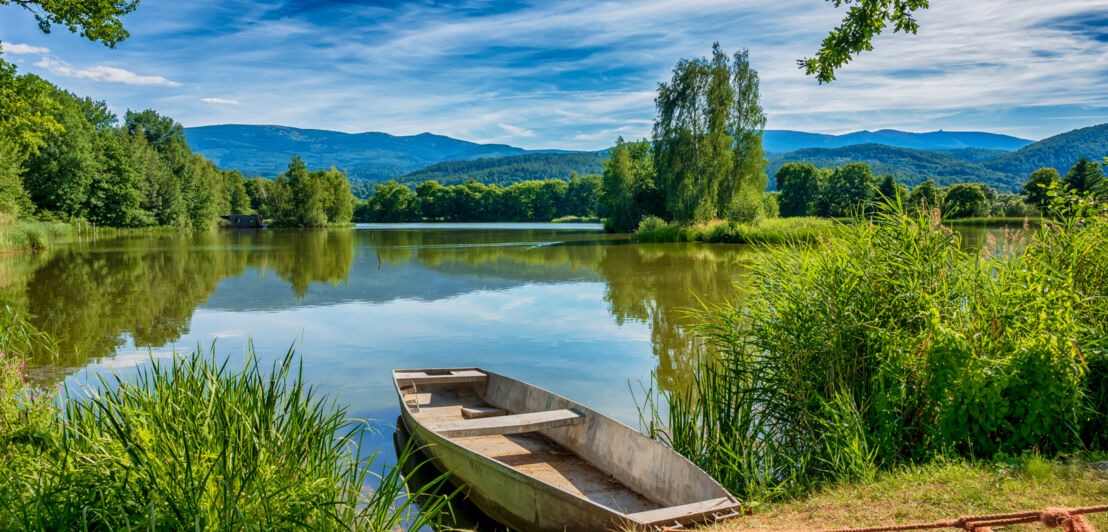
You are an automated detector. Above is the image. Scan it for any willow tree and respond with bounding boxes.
[653,43,767,223]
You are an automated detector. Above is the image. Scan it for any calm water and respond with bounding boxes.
[2,223,758,466]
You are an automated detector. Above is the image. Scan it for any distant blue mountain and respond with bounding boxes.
[185,124,1039,182]
[762,129,1034,154]
[184,125,536,181]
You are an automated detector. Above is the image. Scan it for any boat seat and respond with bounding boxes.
[626,497,740,525]
[461,406,508,419]
[395,370,487,385]
[432,409,585,438]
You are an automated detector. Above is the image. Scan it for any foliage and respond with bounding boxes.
[0,0,137,163]
[907,179,939,211]
[1063,157,1106,197]
[354,175,601,223]
[775,162,826,217]
[813,162,876,216]
[1023,167,1061,210]
[632,216,835,245]
[396,152,606,188]
[799,0,930,83]
[639,200,1108,502]
[653,43,768,223]
[234,158,354,227]
[0,215,70,251]
[767,143,1017,192]
[984,123,1108,179]
[0,79,247,228]
[941,182,989,218]
[0,346,454,530]
[602,138,663,232]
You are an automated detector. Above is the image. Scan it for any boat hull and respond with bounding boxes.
[399,406,627,532]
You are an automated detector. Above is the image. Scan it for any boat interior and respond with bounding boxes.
[394,368,740,526]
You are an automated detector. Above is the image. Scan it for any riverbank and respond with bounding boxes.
[633,216,836,244]
[704,457,1108,531]
[0,217,72,251]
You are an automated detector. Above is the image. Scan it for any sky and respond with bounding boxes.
[2,0,1108,150]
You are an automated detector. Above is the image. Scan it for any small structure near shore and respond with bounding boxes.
[221,215,265,228]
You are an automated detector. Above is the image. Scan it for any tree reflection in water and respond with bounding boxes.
[4,226,751,396]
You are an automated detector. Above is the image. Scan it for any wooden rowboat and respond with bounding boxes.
[392,368,742,531]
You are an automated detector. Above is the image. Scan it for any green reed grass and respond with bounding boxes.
[0,345,454,530]
[0,216,72,251]
[632,216,835,245]
[638,196,1108,503]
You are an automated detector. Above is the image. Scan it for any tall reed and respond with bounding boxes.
[639,198,1108,502]
[1,345,454,530]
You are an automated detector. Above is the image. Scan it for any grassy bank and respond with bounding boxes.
[552,215,602,223]
[633,216,836,245]
[0,339,453,529]
[707,457,1108,531]
[0,216,73,251]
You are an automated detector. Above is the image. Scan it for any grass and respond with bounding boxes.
[552,215,602,223]
[702,457,1108,531]
[632,216,836,245]
[0,215,72,251]
[0,343,455,530]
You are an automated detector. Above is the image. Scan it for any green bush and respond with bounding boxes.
[0,346,453,530]
[634,215,689,243]
[639,201,1108,501]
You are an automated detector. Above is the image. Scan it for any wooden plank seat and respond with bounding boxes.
[461,406,508,419]
[432,409,585,438]
[395,369,487,385]
[626,497,739,525]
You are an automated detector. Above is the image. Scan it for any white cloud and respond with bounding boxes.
[34,57,182,87]
[202,97,242,105]
[498,123,534,137]
[3,43,50,55]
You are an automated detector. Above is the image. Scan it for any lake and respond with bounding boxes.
[3,223,757,468]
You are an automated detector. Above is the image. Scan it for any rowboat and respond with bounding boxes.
[392,368,742,531]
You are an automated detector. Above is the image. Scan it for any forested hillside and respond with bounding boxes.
[396,152,605,187]
[767,144,1015,191]
[983,123,1108,178]
[762,129,1033,153]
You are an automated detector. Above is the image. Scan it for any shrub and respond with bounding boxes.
[639,201,1108,501]
[634,215,689,243]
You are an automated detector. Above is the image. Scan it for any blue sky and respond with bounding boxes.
[2,0,1108,150]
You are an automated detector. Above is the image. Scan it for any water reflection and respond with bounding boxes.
[5,226,753,397]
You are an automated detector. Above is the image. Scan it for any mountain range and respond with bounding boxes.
[184,123,1108,193]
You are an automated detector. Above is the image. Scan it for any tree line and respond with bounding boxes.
[775,156,1106,219]
[0,74,353,228]
[353,174,601,222]
[0,79,237,228]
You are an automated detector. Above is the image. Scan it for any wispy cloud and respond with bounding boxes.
[34,56,182,87]
[2,42,49,54]
[4,0,1108,148]
[202,97,241,105]
[498,123,534,137]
